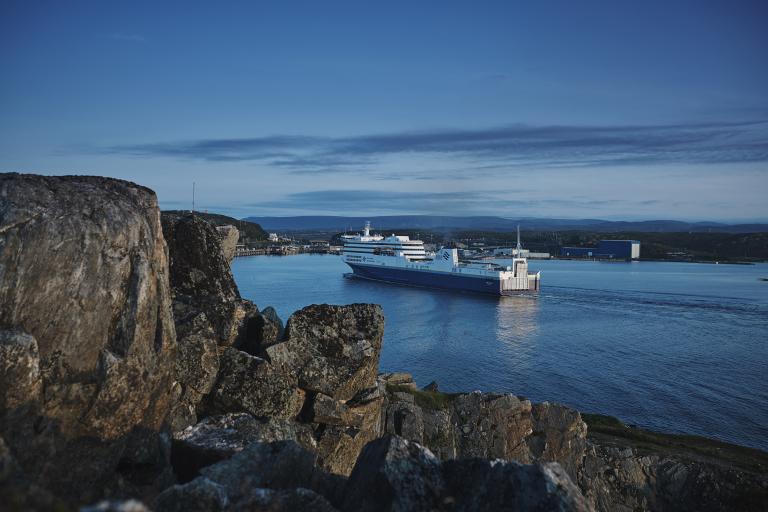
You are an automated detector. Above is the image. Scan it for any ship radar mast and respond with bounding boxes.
[364,221,371,237]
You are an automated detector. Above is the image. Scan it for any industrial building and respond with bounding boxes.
[560,240,640,260]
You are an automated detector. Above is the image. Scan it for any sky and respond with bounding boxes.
[1,0,767,222]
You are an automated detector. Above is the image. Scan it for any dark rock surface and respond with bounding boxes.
[171,413,316,482]
[0,174,177,504]
[157,440,345,511]
[161,212,266,430]
[342,435,589,512]
[578,435,768,512]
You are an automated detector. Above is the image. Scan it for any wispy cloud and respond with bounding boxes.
[103,120,768,174]
[253,189,650,215]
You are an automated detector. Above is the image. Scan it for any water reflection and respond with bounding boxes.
[495,294,539,349]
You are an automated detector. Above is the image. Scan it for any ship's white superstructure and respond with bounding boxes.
[341,222,540,295]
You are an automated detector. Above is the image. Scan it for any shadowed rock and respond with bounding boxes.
[342,435,589,512]
[0,174,177,504]
[342,435,444,512]
[157,440,346,511]
[171,413,316,482]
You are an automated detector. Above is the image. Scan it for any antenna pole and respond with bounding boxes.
[192,182,196,214]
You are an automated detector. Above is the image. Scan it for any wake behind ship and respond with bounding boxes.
[341,222,540,295]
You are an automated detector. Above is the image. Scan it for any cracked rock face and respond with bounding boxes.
[0,173,177,504]
[266,304,384,401]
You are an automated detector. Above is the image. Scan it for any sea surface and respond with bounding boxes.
[233,255,768,451]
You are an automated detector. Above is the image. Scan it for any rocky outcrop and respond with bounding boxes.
[156,436,588,512]
[0,174,177,504]
[201,347,304,420]
[215,225,239,263]
[265,304,384,401]
[577,427,768,512]
[528,401,588,478]
[161,212,264,430]
[3,173,766,511]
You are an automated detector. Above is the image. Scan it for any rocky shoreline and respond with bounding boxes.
[1,173,766,511]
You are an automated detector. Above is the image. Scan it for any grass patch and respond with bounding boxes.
[582,411,768,474]
[386,384,459,410]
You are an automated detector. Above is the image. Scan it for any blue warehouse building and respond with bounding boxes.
[560,240,640,260]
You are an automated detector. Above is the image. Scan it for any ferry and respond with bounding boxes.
[341,222,540,295]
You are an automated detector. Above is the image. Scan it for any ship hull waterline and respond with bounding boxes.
[345,263,538,296]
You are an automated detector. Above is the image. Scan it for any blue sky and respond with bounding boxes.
[1,0,767,221]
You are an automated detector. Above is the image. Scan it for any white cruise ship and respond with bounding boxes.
[341,222,540,295]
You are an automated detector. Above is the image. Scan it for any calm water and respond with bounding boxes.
[233,255,768,451]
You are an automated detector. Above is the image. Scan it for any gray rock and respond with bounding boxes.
[239,306,285,356]
[311,393,359,426]
[379,372,418,390]
[0,174,177,504]
[202,348,304,420]
[527,401,587,480]
[198,440,343,503]
[442,458,591,511]
[452,392,533,462]
[343,435,589,512]
[155,477,229,512]
[81,500,153,512]
[215,225,239,263]
[171,413,316,481]
[267,304,384,401]
[0,329,42,411]
[170,332,220,431]
[423,381,439,392]
[233,488,339,512]
[342,435,445,512]
[577,438,768,512]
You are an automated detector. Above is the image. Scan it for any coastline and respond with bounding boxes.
[1,174,766,511]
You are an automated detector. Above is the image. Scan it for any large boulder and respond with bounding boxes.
[0,174,177,504]
[382,378,536,463]
[157,441,345,511]
[342,435,589,512]
[171,413,316,482]
[441,457,590,511]
[201,347,304,420]
[527,402,587,480]
[342,435,445,512]
[265,304,384,401]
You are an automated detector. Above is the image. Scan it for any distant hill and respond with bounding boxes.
[164,210,267,242]
[243,215,768,234]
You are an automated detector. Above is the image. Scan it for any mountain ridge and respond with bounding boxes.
[243,215,768,233]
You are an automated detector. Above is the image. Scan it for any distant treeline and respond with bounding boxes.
[163,210,268,245]
[329,228,768,262]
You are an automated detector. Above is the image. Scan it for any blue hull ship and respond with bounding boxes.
[341,222,540,295]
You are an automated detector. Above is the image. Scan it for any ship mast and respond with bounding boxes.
[515,224,522,256]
